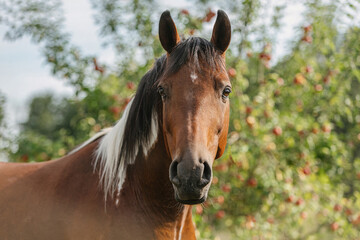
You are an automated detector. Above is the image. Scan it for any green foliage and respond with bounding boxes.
[2,0,360,239]
[0,92,5,127]
[0,92,11,157]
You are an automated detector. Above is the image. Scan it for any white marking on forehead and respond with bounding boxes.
[190,71,197,83]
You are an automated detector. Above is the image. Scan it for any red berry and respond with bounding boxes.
[181,9,189,15]
[215,210,225,219]
[203,10,216,22]
[228,68,236,77]
[330,222,339,231]
[301,35,313,43]
[221,184,231,193]
[333,204,342,212]
[322,124,331,133]
[294,73,306,85]
[110,106,121,115]
[245,106,253,115]
[272,126,282,136]
[245,215,256,229]
[195,205,203,214]
[303,25,312,33]
[286,195,294,203]
[214,163,228,172]
[295,198,304,206]
[236,174,244,181]
[300,211,308,219]
[302,166,311,175]
[298,130,305,137]
[305,65,313,73]
[267,217,275,224]
[126,82,135,90]
[124,97,131,104]
[216,195,225,205]
[259,53,271,61]
[352,215,360,226]
[246,215,256,223]
[112,94,121,103]
[311,128,319,134]
[212,176,219,184]
[121,98,131,111]
[247,178,257,187]
[277,78,284,85]
[345,208,353,216]
[323,75,331,84]
[314,84,323,92]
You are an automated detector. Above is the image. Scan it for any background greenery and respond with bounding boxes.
[1,0,360,239]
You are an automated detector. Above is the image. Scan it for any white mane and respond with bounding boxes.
[71,98,158,201]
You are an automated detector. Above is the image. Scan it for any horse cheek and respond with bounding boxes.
[215,106,230,159]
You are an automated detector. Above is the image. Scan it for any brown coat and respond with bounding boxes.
[0,139,196,240]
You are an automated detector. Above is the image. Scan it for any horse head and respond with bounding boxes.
[158,10,231,204]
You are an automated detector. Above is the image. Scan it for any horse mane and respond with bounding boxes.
[82,37,223,200]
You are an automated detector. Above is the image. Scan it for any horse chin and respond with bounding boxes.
[174,191,208,205]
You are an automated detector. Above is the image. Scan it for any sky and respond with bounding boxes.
[0,0,115,135]
[0,0,304,137]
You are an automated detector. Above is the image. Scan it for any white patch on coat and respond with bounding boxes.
[70,98,158,203]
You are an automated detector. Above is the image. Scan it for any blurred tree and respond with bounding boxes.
[0,92,7,142]
[0,92,5,129]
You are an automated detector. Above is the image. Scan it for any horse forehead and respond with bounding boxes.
[170,65,214,88]
[171,66,228,94]
[171,74,211,103]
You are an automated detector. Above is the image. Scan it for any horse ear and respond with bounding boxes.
[211,10,231,54]
[159,10,180,54]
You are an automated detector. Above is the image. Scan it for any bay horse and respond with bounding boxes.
[0,10,231,240]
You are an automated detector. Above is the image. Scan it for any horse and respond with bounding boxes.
[0,10,231,240]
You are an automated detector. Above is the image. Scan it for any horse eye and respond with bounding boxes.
[157,86,166,98]
[222,87,232,99]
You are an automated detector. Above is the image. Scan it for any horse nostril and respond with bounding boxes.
[169,161,181,187]
[198,161,212,188]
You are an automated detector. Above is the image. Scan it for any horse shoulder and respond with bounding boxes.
[0,141,109,239]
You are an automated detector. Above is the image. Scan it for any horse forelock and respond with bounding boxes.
[165,37,225,77]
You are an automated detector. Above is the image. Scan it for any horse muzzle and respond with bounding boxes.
[169,159,212,204]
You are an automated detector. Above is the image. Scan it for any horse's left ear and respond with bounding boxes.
[159,10,181,54]
[211,10,231,54]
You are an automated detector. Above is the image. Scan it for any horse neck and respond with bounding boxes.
[124,127,187,223]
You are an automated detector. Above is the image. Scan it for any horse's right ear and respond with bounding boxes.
[159,10,180,54]
[211,10,231,54]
